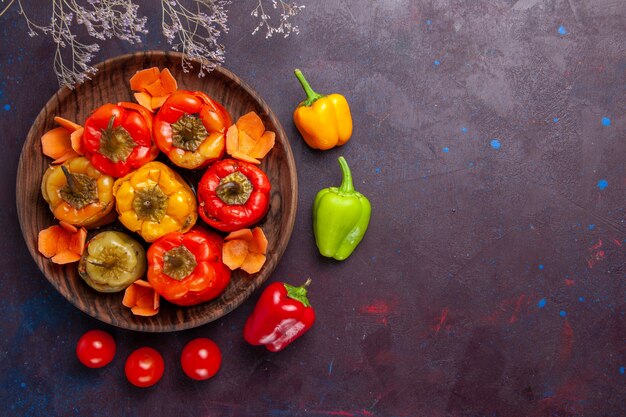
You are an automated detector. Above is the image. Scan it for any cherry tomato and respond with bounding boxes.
[125,347,165,388]
[181,338,222,380]
[76,330,116,368]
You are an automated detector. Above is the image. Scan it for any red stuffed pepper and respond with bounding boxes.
[82,102,158,178]
[153,90,231,170]
[244,279,315,352]
[197,159,271,232]
[147,227,231,306]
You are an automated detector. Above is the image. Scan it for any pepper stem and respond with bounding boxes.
[337,156,355,194]
[294,69,323,107]
[284,278,312,308]
[61,165,75,191]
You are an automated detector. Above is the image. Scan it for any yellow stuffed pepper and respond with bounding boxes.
[113,161,197,242]
[41,156,116,228]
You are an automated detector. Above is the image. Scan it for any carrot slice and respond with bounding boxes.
[144,78,166,97]
[249,227,268,254]
[38,226,64,258]
[160,68,178,93]
[52,150,79,165]
[226,124,239,155]
[51,250,81,264]
[69,227,87,255]
[70,127,84,155]
[134,92,154,111]
[225,228,253,242]
[131,306,159,317]
[42,127,74,160]
[241,253,267,274]
[222,240,249,270]
[231,151,260,165]
[122,284,137,307]
[59,221,78,233]
[250,131,275,159]
[54,116,81,132]
[123,280,160,316]
[130,67,160,91]
[151,95,169,110]
[238,130,257,155]
[236,112,265,141]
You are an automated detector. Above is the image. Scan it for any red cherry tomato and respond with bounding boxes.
[125,347,165,388]
[181,338,222,380]
[76,330,116,368]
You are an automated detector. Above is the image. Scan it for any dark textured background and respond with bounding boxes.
[1,1,625,416]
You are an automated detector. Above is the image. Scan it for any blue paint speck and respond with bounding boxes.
[3,104,10,111]
[442,147,449,153]
[538,264,544,270]
[620,366,625,375]
[434,60,441,66]
[597,179,608,190]
[490,139,501,149]
[461,127,467,133]
[558,25,568,35]
[601,116,611,126]
[20,382,26,388]
[553,117,559,123]
[560,310,567,317]
[538,298,547,308]
[375,167,381,174]
[328,359,334,376]
[426,19,432,25]
[579,297,585,302]
[588,224,595,230]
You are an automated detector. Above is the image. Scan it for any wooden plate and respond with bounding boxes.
[16,51,298,332]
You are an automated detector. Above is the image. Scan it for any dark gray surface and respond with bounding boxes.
[1,1,624,416]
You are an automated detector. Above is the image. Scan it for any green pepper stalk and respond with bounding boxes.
[313,156,371,261]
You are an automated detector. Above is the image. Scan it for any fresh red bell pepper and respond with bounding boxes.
[146,227,231,306]
[243,279,315,352]
[82,102,158,177]
[197,159,271,232]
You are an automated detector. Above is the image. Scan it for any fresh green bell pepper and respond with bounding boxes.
[313,156,371,260]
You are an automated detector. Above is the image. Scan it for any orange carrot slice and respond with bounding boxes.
[241,253,267,274]
[225,228,254,242]
[54,116,81,132]
[42,127,75,160]
[144,78,166,97]
[123,280,160,316]
[130,67,160,91]
[52,150,79,165]
[131,306,159,317]
[250,131,276,159]
[249,227,268,254]
[38,226,65,258]
[160,68,177,93]
[231,151,260,165]
[236,112,265,141]
[51,250,81,264]
[223,240,249,270]
[151,95,169,110]
[69,227,87,255]
[134,92,154,111]
[226,124,239,155]
[70,127,84,155]
[59,221,78,233]
[122,284,137,307]
[38,223,86,264]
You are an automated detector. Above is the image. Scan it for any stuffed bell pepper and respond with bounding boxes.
[154,90,231,170]
[113,161,197,242]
